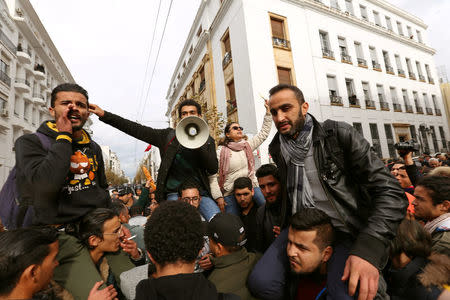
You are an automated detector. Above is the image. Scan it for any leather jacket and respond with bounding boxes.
[269,114,407,269]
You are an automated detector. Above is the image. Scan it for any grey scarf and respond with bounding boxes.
[279,114,314,214]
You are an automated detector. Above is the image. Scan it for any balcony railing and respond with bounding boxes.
[0,70,11,87]
[385,65,394,73]
[357,58,367,67]
[398,69,405,76]
[365,99,376,108]
[341,53,352,63]
[416,106,423,114]
[405,104,413,113]
[0,29,16,53]
[372,61,381,70]
[435,108,442,116]
[330,95,343,105]
[380,102,389,110]
[322,48,334,59]
[349,95,360,106]
[428,76,434,84]
[393,103,402,111]
[272,37,290,49]
[34,64,45,74]
[222,51,232,68]
[15,78,30,86]
[418,75,426,82]
[426,107,433,115]
[408,72,416,80]
[198,79,205,93]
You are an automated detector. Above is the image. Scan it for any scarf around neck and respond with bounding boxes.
[279,114,314,214]
[219,141,255,192]
[424,212,450,234]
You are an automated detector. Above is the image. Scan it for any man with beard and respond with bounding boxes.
[255,164,282,252]
[14,83,109,226]
[286,208,334,300]
[248,84,404,300]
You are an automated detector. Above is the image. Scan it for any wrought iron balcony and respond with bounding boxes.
[0,70,11,87]
[322,48,334,59]
[435,108,441,116]
[341,53,352,63]
[405,105,413,113]
[415,106,423,114]
[349,95,360,106]
[418,75,426,82]
[428,76,434,84]
[380,102,389,110]
[385,65,394,73]
[330,95,343,105]
[222,52,232,68]
[408,72,416,80]
[426,107,433,115]
[357,58,367,67]
[393,103,402,111]
[272,37,290,49]
[365,99,376,108]
[372,61,381,70]
[0,29,16,53]
[397,69,405,76]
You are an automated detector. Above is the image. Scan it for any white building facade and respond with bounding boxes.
[0,0,75,185]
[101,145,125,177]
[166,0,449,164]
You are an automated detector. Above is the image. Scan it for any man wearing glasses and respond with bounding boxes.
[53,208,144,299]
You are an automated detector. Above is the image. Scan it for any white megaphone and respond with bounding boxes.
[176,116,209,149]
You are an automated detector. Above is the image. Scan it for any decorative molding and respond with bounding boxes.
[1,9,15,31]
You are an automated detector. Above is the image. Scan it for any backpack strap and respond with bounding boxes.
[35,132,53,151]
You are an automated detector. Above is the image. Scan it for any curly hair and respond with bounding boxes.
[144,201,204,266]
[416,176,450,206]
[389,219,432,259]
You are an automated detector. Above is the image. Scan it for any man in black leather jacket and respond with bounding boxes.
[89,99,220,221]
[248,84,406,300]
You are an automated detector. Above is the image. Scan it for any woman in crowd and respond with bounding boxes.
[209,100,271,215]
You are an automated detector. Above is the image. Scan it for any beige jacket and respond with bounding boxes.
[209,113,272,198]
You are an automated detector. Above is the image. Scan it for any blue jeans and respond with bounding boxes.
[166,191,220,221]
[224,187,266,216]
[247,230,387,300]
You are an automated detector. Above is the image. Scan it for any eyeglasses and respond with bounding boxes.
[104,225,123,237]
[231,126,243,131]
[181,196,200,203]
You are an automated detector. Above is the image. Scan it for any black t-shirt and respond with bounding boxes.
[240,202,259,253]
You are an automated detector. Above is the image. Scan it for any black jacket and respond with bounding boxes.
[135,273,240,300]
[269,115,407,269]
[255,201,282,253]
[14,121,109,225]
[99,111,218,202]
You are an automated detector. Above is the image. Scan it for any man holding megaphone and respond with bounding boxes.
[89,99,221,221]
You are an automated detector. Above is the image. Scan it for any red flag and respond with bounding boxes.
[144,144,152,152]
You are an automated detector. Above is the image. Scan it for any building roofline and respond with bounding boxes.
[367,0,427,29]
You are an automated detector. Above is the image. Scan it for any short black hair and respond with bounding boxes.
[269,84,305,105]
[416,176,450,206]
[78,208,116,250]
[233,177,252,192]
[129,206,143,217]
[177,180,201,197]
[50,83,89,107]
[110,201,128,216]
[256,164,280,182]
[144,201,204,266]
[177,99,202,118]
[390,219,431,259]
[0,227,58,295]
[290,208,334,250]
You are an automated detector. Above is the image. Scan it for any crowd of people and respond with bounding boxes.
[0,82,449,300]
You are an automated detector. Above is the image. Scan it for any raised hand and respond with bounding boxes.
[56,104,73,133]
[89,103,105,118]
[87,281,118,300]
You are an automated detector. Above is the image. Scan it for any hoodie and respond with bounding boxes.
[135,273,239,300]
[14,121,110,225]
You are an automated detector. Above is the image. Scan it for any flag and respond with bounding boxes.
[145,144,152,152]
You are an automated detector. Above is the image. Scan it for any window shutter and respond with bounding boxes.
[271,18,284,38]
[278,67,291,85]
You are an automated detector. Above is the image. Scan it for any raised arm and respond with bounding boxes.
[248,100,272,150]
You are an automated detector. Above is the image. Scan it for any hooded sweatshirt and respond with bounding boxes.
[135,273,239,300]
[14,121,110,225]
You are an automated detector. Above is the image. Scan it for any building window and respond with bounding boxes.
[396,21,404,36]
[226,80,236,114]
[416,30,423,43]
[277,67,292,85]
[199,66,205,93]
[222,31,232,68]
[430,126,439,152]
[188,45,193,54]
[369,123,382,158]
[345,0,354,15]
[410,125,417,141]
[359,5,368,20]
[353,122,363,136]
[369,46,380,70]
[270,17,285,39]
[407,26,413,39]
[384,124,397,158]
[382,51,393,73]
[319,31,333,58]
[0,59,10,87]
[405,58,415,79]
[385,16,393,31]
[439,126,447,150]
[416,61,425,81]
[419,125,430,153]
[394,54,404,75]
[223,32,231,54]
[346,78,358,106]
[330,0,340,10]
[338,37,351,63]
[196,25,203,37]
[327,75,341,105]
[373,11,381,26]
[377,85,387,108]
